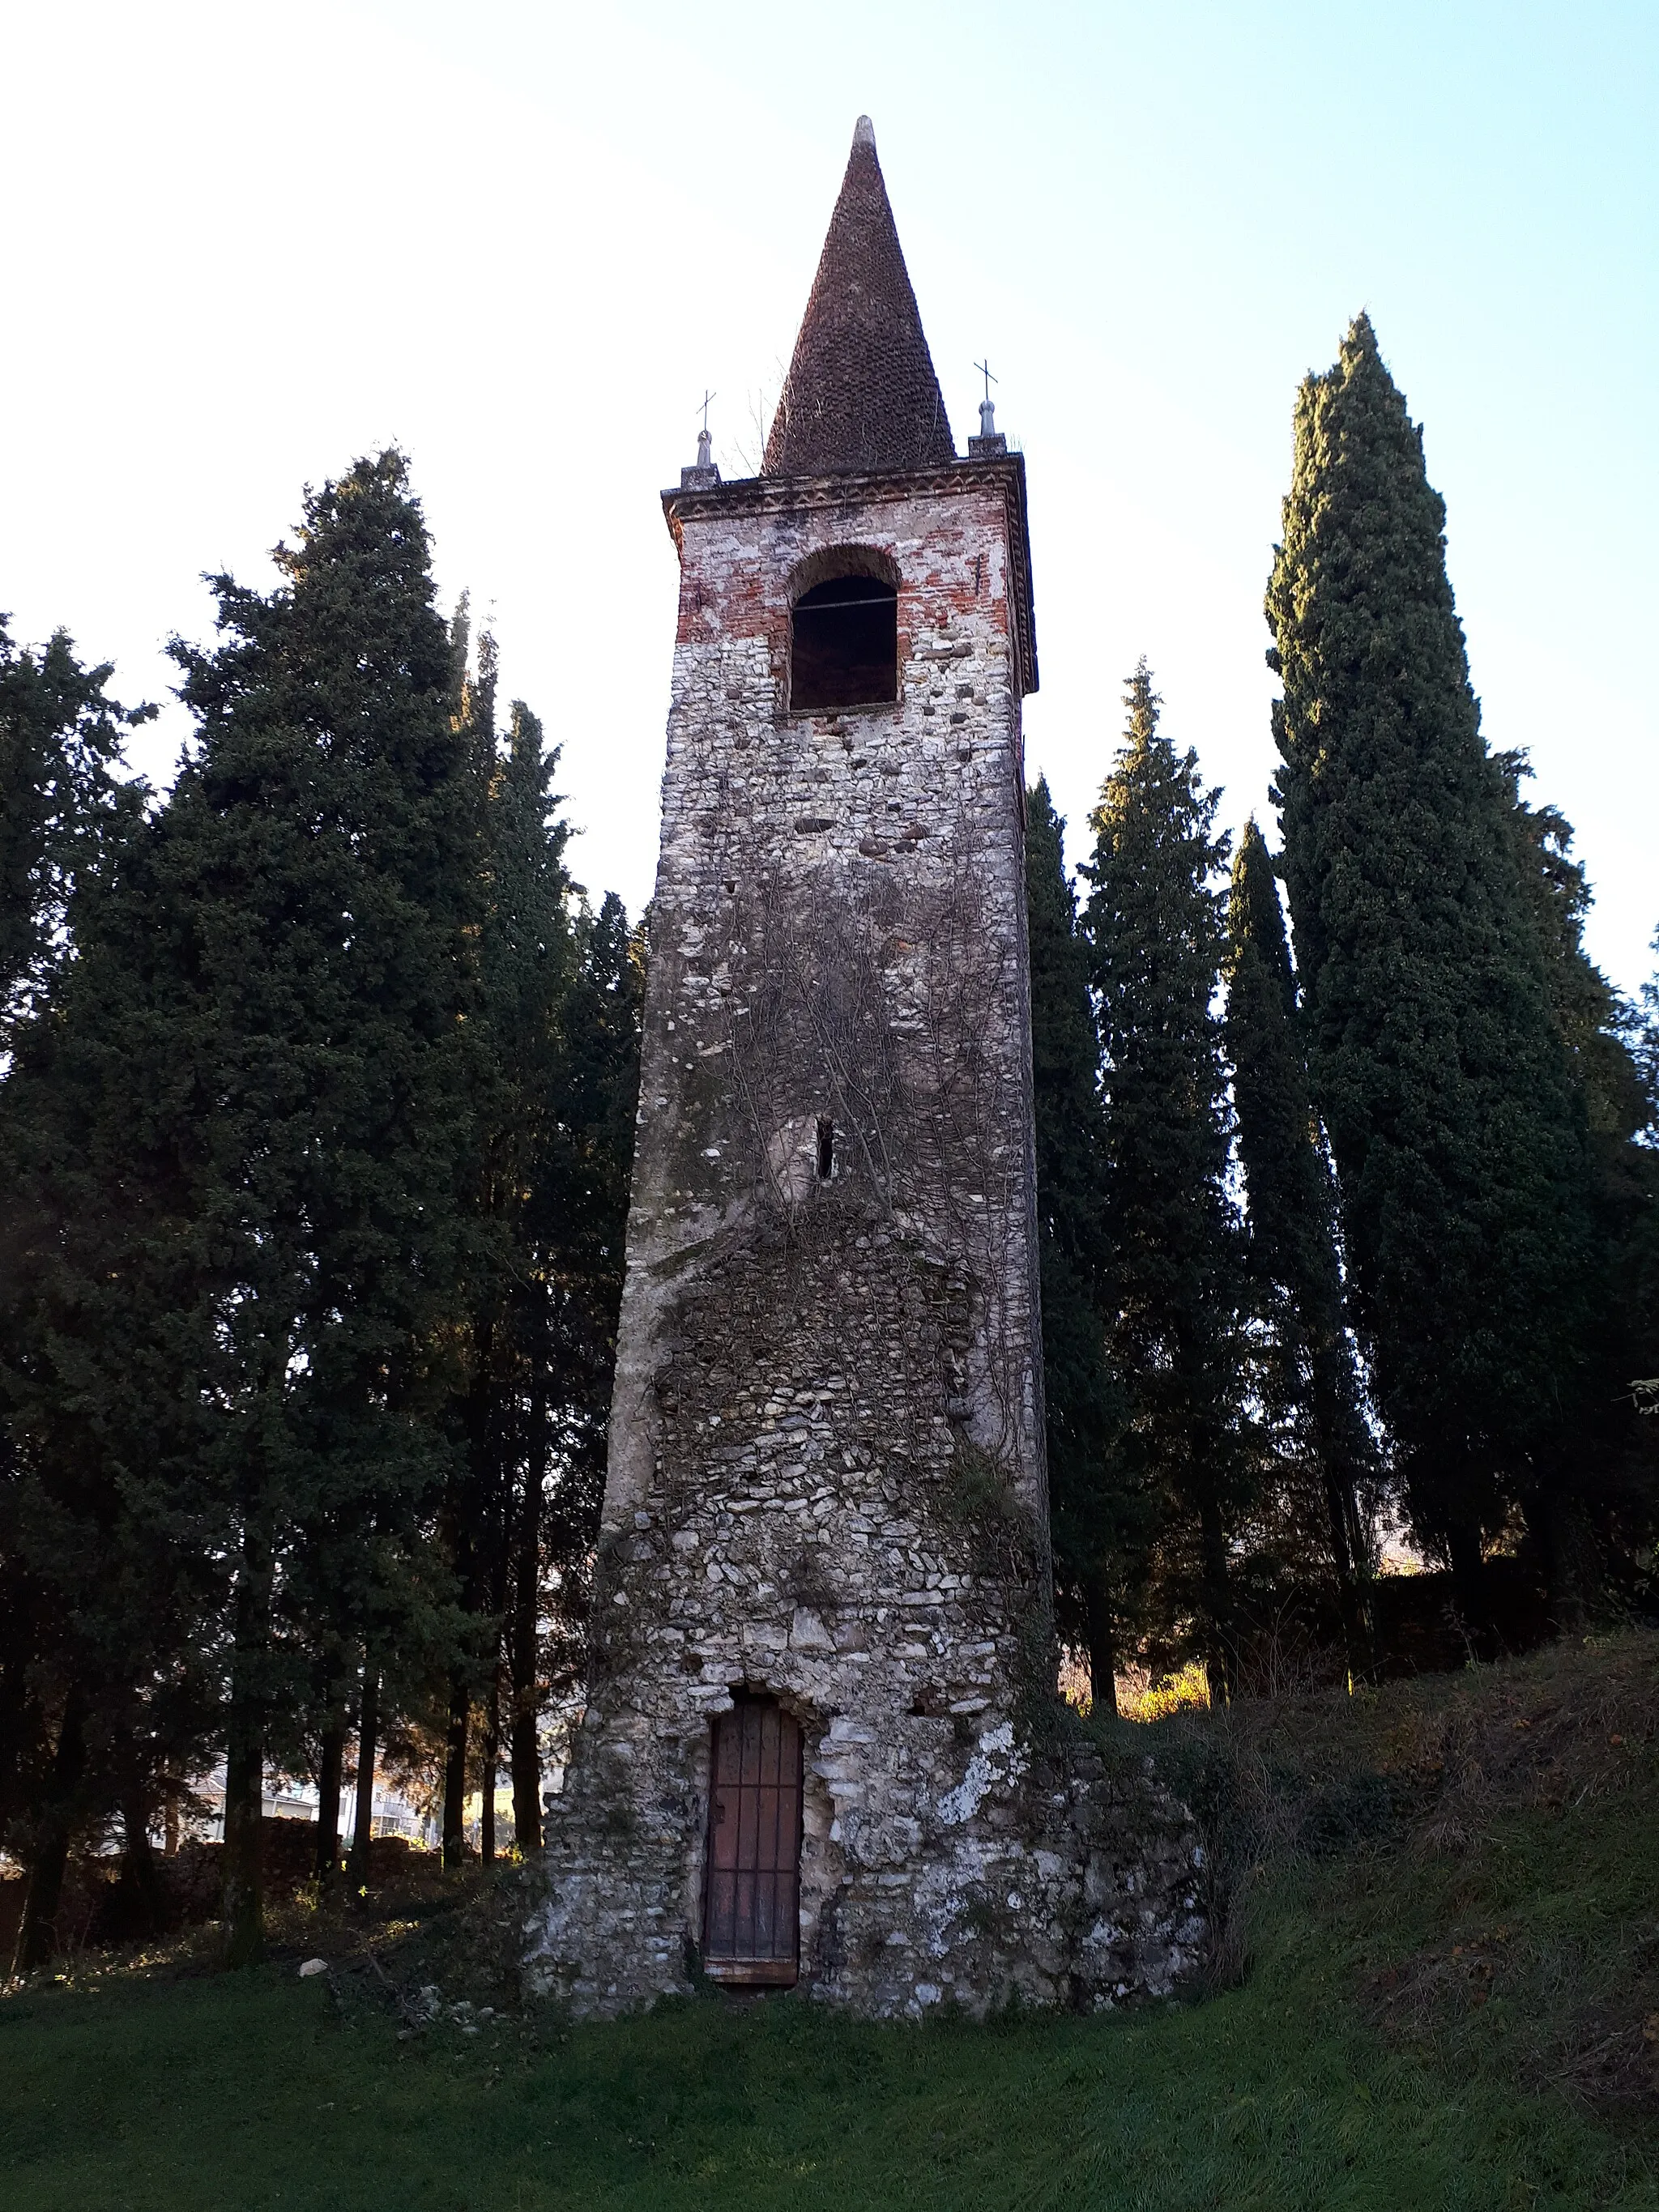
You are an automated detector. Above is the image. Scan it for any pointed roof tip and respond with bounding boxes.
[762,121,955,477]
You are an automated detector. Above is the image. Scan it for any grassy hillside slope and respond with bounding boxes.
[3,1634,1656,2212]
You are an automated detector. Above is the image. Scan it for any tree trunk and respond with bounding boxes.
[1445,1519,1492,1656]
[113,1783,165,1939]
[163,1770,181,1857]
[510,1441,544,1854]
[314,1721,344,1884]
[1530,1478,1591,1637]
[1197,1495,1236,1708]
[1083,1575,1120,1718]
[1319,1464,1380,1688]
[347,1667,378,1896]
[1303,1327,1380,1686]
[11,1683,88,1976]
[221,1534,271,1969]
[442,1674,470,1869]
[0,1620,47,1872]
[480,1668,500,1865]
[221,1706,264,1968]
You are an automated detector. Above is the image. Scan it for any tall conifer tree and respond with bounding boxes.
[439,664,580,1863]
[1,664,203,1970]
[1497,761,1659,1599]
[1224,819,1377,1680]
[1498,754,1649,1148]
[1,623,156,1937]
[1082,665,1251,1701]
[170,450,481,1953]
[5,453,484,1962]
[1266,317,1595,1622]
[1,463,642,1954]
[473,695,575,1856]
[531,892,643,1729]
[0,620,152,1041]
[1024,779,1138,1709]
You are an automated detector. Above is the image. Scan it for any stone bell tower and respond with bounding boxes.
[526,118,1203,2018]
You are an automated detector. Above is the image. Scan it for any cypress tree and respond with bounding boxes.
[0,466,639,1946]
[1498,753,1649,1146]
[0,639,209,1966]
[532,891,643,1723]
[1224,819,1378,1680]
[194,450,478,1954]
[1635,936,1659,1452]
[1498,761,1659,1600]
[1024,778,1138,1710]
[437,620,505,1870]
[441,664,579,1863]
[0,620,153,1040]
[1081,664,1252,1702]
[477,694,573,1855]
[486,713,649,1853]
[1266,317,1596,1624]
[7,451,483,1962]
[1,800,226,1969]
[1,622,157,1942]
[431,647,640,1861]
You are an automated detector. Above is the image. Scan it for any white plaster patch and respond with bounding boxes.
[935,1720,1024,1826]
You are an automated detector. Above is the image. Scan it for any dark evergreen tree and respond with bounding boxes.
[2,453,483,1963]
[1,805,226,1969]
[1081,664,1252,1701]
[424,619,642,1863]
[0,619,153,1042]
[1639,933,1659,1115]
[1024,778,1139,1711]
[437,618,510,1869]
[1634,934,1659,1471]
[1266,317,1597,1626]
[2,463,642,1956]
[491,778,646,1854]
[1497,763,1659,1601]
[1498,754,1650,1147]
[438,651,579,1865]
[0,637,186,1969]
[1224,818,1378,1681]
[479,694,578,1857]
[167,450,484,1953]
[0,619,156,1937]
[532,891,643,1728]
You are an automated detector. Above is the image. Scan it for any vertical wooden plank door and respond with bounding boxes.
[702,1699,803,1984]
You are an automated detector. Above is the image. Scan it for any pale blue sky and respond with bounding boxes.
[3,2,1653,989]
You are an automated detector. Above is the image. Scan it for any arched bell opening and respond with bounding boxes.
[789,572,898,713]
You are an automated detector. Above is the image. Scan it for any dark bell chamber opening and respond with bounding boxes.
[790,574,898,711]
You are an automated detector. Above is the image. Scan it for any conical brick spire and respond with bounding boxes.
[762,117,956,478]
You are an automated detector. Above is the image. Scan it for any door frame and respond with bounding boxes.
[700,1694,804,1988]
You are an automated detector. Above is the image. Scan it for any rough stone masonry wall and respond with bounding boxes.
[524,463,1205,2018]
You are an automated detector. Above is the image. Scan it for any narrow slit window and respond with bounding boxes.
[791,574,898,711]
[815,1116,834,1181]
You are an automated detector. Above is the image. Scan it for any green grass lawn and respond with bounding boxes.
[5,1639,1657,2210]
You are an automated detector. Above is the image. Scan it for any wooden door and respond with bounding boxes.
[702,1699,803,1985]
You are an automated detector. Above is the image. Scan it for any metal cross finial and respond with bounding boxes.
[974,360,998,403]
[697,390,717,435]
